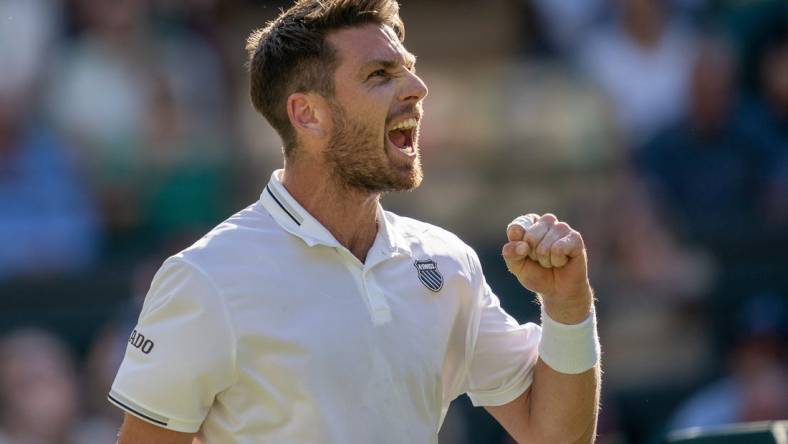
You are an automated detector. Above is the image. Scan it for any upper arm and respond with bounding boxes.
[460,248,541,442]
[484,388,532,442]
[117,413,197,444]
[463,274,541,407]
[109,258,236,432]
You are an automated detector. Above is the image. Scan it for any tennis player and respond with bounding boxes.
[110,1,600,443]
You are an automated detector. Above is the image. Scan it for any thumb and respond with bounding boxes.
[502,241,529,271]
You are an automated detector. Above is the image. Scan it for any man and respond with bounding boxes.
[110,1,601,443]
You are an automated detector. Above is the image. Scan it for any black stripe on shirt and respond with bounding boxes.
[108,393,168,427]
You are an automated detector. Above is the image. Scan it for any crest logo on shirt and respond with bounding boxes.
[414,259,443,292]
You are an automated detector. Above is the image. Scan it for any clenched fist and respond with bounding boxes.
[502,213,593,324]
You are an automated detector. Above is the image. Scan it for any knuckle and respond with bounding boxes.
[535,223,550,235]
[566,231,585,247]
[555,221,570,232]
[541,213,557,223]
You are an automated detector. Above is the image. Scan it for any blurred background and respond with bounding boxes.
[0,0,786,443]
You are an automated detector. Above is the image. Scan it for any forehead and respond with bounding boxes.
[327,23,415,69]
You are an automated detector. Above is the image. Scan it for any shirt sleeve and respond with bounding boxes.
[463,250,541,407]
[108,257,236,432]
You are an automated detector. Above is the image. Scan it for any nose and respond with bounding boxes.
[399,70,428,104]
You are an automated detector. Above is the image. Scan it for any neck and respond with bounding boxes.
[282,159,380,263]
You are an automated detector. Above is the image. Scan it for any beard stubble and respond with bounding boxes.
[324,102,423,193]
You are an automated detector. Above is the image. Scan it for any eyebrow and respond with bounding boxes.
[360,52,417,74]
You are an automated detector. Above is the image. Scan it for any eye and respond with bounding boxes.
[368,69,388,79]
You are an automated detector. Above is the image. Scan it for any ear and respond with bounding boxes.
[286,93,329,140]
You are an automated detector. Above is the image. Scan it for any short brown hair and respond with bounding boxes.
[246,0,404,157]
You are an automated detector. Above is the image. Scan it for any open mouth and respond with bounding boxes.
[387,118,418,155]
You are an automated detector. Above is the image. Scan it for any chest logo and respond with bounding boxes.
[414,259,443,292]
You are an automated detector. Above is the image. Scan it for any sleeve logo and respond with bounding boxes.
[414,259,443,292]
[128,329,155,354]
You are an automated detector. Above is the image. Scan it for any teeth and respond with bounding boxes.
[389,118,418,131]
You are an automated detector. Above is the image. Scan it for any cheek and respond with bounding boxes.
[354,80,395,110]
[333,84,395,132]
[356,100,391,137]
[360,91,393,123]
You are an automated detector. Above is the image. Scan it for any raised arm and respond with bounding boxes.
[488,213,600,443]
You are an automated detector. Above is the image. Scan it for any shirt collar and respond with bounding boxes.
[259,169,411,257]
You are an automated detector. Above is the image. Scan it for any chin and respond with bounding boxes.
[391,160,423,191]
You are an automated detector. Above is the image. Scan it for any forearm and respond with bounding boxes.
[526,295,601,443]
[527,359,600,443]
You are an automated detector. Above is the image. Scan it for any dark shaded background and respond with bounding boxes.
[0,0,786,443]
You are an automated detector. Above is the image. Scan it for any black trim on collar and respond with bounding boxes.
[266,185,301,226]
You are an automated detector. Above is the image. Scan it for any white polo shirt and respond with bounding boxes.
[109,169,541,443]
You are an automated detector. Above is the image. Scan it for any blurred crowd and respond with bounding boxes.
[0,0,786,443]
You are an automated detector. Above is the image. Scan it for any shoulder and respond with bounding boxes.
[144,201,287,304]
[173,202,281,272]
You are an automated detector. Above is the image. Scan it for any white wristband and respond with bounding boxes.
[538,306,600,374]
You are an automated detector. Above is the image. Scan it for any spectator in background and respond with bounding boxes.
[0,0,100,280]
[637,37,780,261]
[138,74,232,248]
[0,329,82,444]
[0,0,59,102]
[637,33,787,372]
[0,101,101,279]
[46,0,152,173]
[740,16,788,229]
[577,0,696,148]
[45,0,153,249]
[668,294,788,431]
[46,0,232,255]
[526,0,603,54]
